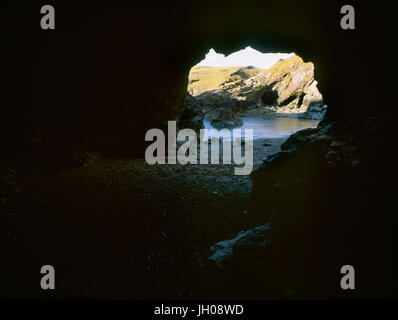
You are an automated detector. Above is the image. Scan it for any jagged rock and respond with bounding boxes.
[182,91,244,128]
[243,56,325,118]
[209,223,272,269]
[210,109,243,128]
[185,55,326,124]
[178,93,204,132]
[280,120,333,152]
[194,92,241,114]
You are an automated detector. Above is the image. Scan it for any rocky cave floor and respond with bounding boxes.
[3,138,285,299]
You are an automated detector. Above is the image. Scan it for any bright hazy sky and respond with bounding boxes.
[197,46,295,69]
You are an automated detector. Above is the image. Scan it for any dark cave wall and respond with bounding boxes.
[6,2,195,162]
[5,0,396,298]
[6,1,391,163]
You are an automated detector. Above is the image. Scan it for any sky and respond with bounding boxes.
[197,46,295,69]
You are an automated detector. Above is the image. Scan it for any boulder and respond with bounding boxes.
[210,109,243,128]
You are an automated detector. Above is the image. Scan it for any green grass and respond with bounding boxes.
[188,66,242,94]
[187,57,306,95]
[265,55,302,75]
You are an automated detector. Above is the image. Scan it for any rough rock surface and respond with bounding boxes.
[224,55,325,118]
[183,55,326,128]
[210,109,243,128]
[6,1,395,300]
[178,93,204,132]
[209,223,272,269]
[179,91,244,129]
[208,107,396,298]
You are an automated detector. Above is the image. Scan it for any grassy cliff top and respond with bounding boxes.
[187,56,307,95]
[188,66,265,95]
[187,55,312,96]
[188,66,241,94]
[265,55,308,76]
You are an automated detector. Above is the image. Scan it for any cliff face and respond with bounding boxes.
[182,55,326,129]
[217,55,324,116]
[241,55,325,119]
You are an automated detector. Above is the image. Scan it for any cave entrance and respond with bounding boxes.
[183,46,326,169]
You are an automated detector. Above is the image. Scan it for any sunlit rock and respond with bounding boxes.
[186,54,326,125]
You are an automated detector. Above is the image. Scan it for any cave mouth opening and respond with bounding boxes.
[181,45,327,169]
[183,46,327,138]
